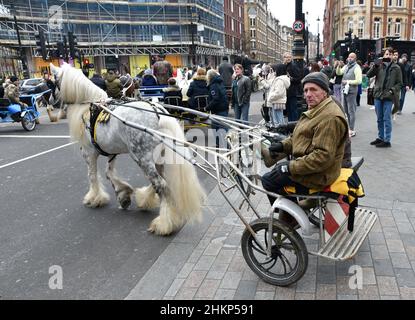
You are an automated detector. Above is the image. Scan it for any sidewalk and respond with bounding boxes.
[126,91,415,300]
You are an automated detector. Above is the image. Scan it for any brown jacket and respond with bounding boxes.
[282,97,348,189]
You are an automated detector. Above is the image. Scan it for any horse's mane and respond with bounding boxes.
[60,64,108,104]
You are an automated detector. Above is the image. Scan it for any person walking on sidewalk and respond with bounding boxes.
[366,47,403,148]
[259,64,291,125]
[332,60,344,103]
[218,56,234,104]
[337,52,362,138]
[206,69,229,148]
[283,52,302,121]
[232,63,252,123]
[397,53,412,115]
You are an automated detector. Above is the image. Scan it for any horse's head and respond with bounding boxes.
[49,62,108,104]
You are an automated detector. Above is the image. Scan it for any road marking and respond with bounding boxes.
[0,142,77,170]
[0,135,71,139]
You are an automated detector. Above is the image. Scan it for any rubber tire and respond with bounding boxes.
[241,217,308,287]
[22,112,36,131]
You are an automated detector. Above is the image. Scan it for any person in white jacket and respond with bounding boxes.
[260,64,291,125]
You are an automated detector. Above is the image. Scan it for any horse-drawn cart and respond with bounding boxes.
[94,101,378,286]
[51,63,377,287]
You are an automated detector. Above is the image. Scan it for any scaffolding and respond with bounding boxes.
[0,0,225,57]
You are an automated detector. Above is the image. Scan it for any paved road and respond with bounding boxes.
[0,107,217,299]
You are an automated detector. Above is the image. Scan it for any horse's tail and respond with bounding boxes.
[158,116,206,225]
[67,104,90,146]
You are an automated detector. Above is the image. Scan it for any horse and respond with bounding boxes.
[49,63,206,236]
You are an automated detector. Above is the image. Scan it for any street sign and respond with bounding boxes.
[293,20,305,33]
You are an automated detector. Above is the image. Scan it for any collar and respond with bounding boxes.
[303,97,332,119]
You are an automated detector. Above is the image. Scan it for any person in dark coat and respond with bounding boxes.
[187,68,209,110]
[219,57,234,90]
[283,52,302,121]
[162,78,182,105]
[90,73,107,91]
[141,69,158,87]
[207,69,228,148]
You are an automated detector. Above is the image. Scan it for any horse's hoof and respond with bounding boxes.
[119,196,131,210]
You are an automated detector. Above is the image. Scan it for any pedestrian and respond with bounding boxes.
[187,67,209,110]
[162,77,182,105]
[337,52,362,137]
[90,73,106,91]
[232,63,252,123]
[260,64,290,125]
[141,69,158,87]
[206,69,229,148]
[283,52,302,121]
[105,69,122,99]
[397,53,412,115]
[310,63,321,73]
[356,61,363,107]
[218,56,234,104]
[332,60,344,102]
[153,55,173,85]
[366,47,403,148]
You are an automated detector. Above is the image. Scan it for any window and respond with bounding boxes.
[412,21,415,39]
[359,0,365,4]
[231,0,234,13]
[374,0,382,6]
[358,20,364,37]
[348,19,354,32]
[374,18,381,38]
[349,0,354,5]
[396,0,403,6]
[388,18,393,35]
[388,0,393,6]
[395,19,401,36]
[250,18,256,27]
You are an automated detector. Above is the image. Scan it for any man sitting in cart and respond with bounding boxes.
[261,72,349,227]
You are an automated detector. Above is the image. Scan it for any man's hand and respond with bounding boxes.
[275,161,291,175]
[269,142,284,153]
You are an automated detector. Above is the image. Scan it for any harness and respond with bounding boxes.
[89,103,116,158]
[87,98,165,158]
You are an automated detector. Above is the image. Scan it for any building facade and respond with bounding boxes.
[244,0,268,61]
[224,0,245,56]
[324,0,415,59]
[0,0,225,76]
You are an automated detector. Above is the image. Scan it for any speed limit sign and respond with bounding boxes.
[293,20,305,33]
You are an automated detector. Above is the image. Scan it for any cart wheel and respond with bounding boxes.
[22,112,36,131]
[241,218,308,287]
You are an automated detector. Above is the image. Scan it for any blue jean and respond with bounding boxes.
[286,96,299,121]
[374,99,393,143]
[270,108,285,125]
[399,87,407,112]
[234,102,250,123]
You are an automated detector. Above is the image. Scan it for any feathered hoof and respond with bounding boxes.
[83,192,110,208]
[117,189,132,210]
[148,216,175,236]
[135,186,160,210]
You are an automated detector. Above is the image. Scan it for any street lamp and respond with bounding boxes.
[316,17,321,62]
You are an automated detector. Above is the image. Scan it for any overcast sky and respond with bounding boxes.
[268,0,327,39]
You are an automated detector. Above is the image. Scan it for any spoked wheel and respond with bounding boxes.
[241,218,308,287]
[21,112,36,131]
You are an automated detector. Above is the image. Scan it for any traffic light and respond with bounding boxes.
[83,58,89,66]
[68,31,79,59]
[35,30,47,60]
